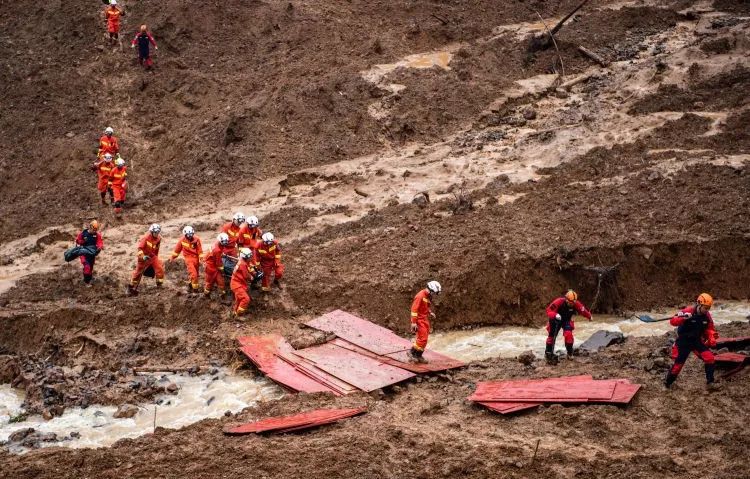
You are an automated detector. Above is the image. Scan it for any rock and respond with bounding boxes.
[412,192,430,208]
[9,428,35,443]
[165,382,179,393]
[42,410,53,420]
[646,357,669,371]
[522,106,537,120]
[65,132,75,138]
[113,404,139,419]
[635,246,653,260]
[647,171,662,182]
[70,431,81,439]
[517,350,536,366]
[0,355,20,383]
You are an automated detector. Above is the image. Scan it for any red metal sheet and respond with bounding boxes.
[275,350,355,396]
[602,382,640,404]
[224,407,366,435]
[469,376,595,402]
[237,335,336,394]
[714,336,750,349]
[305,310,413,355]
[478,401,541,414]
[470,378,617,402]
[293,342,416,392]
[330,338,464,373]
[715,352,749,364]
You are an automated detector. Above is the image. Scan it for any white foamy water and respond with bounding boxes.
[429,301,750,362]
[0,369,284,452]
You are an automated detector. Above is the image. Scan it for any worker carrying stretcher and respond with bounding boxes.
[545,290,592,363]
[665,293,719,390]
[408,281,442,363]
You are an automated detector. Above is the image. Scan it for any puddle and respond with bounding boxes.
[0,369,284,452]
[361,47,458,85]
[430,301,750,362]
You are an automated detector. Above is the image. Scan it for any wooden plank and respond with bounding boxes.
[294,342,416,392]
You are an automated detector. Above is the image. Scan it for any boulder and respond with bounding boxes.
[113,404,139,419]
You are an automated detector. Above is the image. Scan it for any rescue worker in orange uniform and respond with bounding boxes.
[220,212,245,249]
[256,232,284,291]
[545,290,592,362]
[203,233,234,299]
[110,157,128,215]
[98,127,120,158]
[93,153,115,205]
[128,224,164,295]
[238,215,263,249]
[408,281,442,363]
[230,248,259,317]
[103,0,125,45]
[75,220,103,286]
[665,293,718,390]
[169,226,203,294]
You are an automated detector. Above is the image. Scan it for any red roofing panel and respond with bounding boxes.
[224,407,366,435]
[330,338,464,373]
[715,352,749,364]
[477,401,541,414]
[237,335,336,394]
[294,342,416,392]
[470,381,616,402]
[305,309,413,355]
[715,336,750,348]
[602,382,641,404]
[469,376,597,402]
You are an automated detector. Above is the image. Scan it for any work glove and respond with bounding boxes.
[142,255,150,261]
[555,314,562,321]
[677,311,692,319]
[131,44,135,49]
[429,311,436,320]
[410,323,417,333]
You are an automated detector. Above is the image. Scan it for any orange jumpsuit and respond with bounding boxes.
[171,235,203,291]
[131,233,164,288]
[256,240,284,291]
[220,222,242,249]
[104,6,124,35]
[203,241,234,295]
[410,288,432,351]
[98,135,119,157]
[94,160,115,198]
[230,259,255,315]
[238,224,263,250]
[110,166,128,213]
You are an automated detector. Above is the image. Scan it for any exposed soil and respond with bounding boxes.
[1,0,749,476]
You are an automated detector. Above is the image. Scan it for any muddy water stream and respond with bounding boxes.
[0,370,284,453]
[430,301,750,362]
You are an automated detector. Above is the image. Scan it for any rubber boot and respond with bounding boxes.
[187,283,195,294]
[100,192,107,205]
[83,274,93,288]
[664,372,677,388]
[565,343,574,359]
[127,284,139,296]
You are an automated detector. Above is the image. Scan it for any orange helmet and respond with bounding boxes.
[565,290,577,303]
[697,293,713,309]
[89,220,99,232]
[140,24,147,32]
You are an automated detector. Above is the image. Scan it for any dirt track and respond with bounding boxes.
[1,0,749,476]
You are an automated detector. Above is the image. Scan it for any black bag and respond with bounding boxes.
[64,245,98,262]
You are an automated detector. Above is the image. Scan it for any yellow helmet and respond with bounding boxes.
[697,293,713,309]
[565,290,577,303]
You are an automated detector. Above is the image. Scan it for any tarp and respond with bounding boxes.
[224,407,366,435]
[579,330,624,352]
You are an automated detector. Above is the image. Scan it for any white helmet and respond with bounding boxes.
[104,127,114,135]
[182,225,194,236]
[110,0,117,5]
[103,153,113,161]
[232,212,245,225]
[239,247,253,260]
[218,233,229,245]
[149,223,161,234]
[261,232,274,243]
[427,281,442,294]
[115,158,125,167]
[247,215,259,228]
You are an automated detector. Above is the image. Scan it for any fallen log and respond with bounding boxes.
[578,45,609,67]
